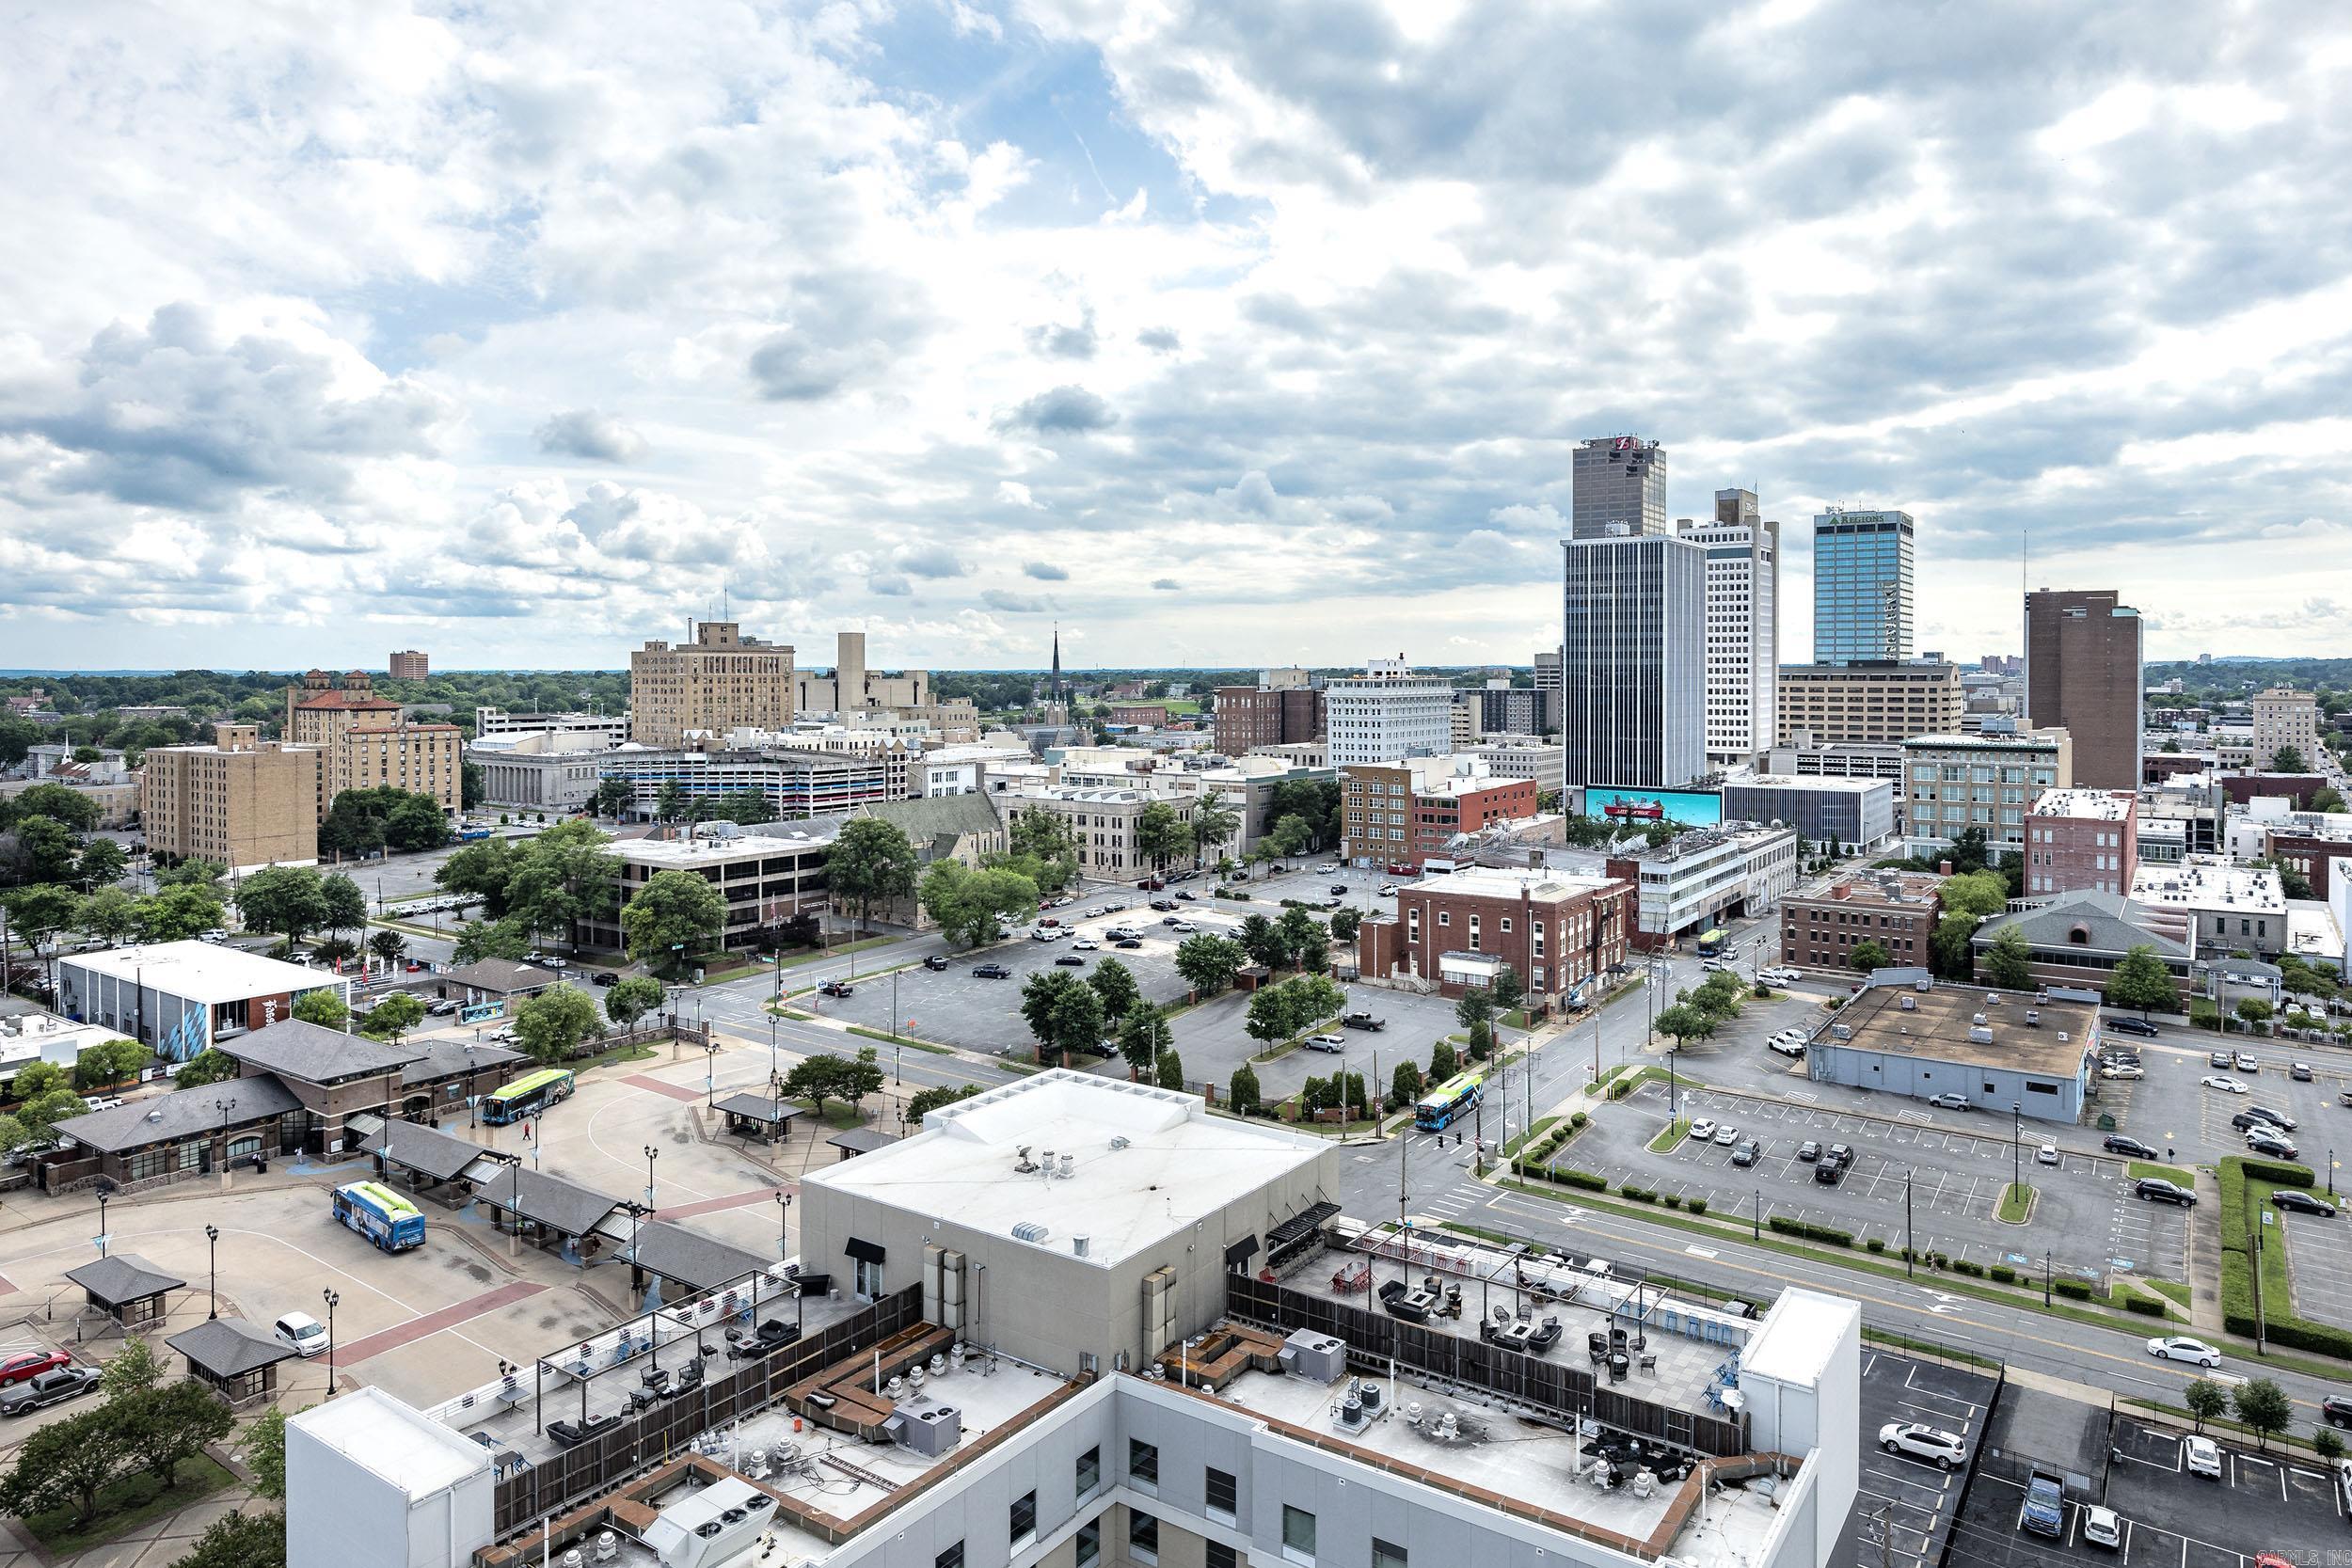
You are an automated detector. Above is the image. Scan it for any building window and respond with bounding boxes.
[1009,1492,1036,1544]
[1130,1437,1159,1487]
[1282,1505,1317,1565]
[1499,917,1512,934]
[1203,1465,1239,1520]
[1075,1518,1101,1568]
[937,1545,964,1568]
[1437,911,1450,927]
[1075,1446,1101,1497]
[1206,1544,1237,1568]
[1374,1541,1407,1568]
[1130,1511,1159,1561]
[851,1257,883,1298]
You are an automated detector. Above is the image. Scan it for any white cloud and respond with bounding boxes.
[536,407,647,463]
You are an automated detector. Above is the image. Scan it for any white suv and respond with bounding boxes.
[1877,1422,1966,1470]
[1758,966,1801,986]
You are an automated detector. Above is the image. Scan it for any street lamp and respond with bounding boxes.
[323,1288,341,1397]
[94,1184,110,1259]
[775,1191,792,1260]
[706,1038,720,1107]
[643,1144,659,1210]
[205,1224,219,1317]
[214,1096,238,1173]
[2011,1102,2023,1196]
[465,1043,478,1130]
[1667,1049,1679,1120]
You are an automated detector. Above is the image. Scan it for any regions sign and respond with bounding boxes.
[1583,786,1722,829]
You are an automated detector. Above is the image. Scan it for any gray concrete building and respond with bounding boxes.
[1720,775,1896,851]
[1569,434,1666,538]
[1805,971,2095,1124]
[1562,531,1707,788]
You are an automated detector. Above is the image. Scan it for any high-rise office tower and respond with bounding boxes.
[2025,589,2142,789]
[1678,487,1779,768]
[1812,508,1915,664]
[1562,530,1707,787]
[1570,436,1667,539]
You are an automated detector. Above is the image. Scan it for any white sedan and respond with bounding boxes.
[2201,1074,2249,1094]
[1072,939,1099,951]
[1688,1119,1718,1142]
[2145,1335,2221,1369]
[2100,1064,2145,1080]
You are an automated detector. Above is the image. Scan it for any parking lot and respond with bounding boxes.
[1559,1079,2191,1283]
[1165,982,1522,1098]
[2282,1203,2352,1329]
[1841,1353,1996,1568]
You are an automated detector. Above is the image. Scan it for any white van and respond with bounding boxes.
[273,1311,329,1357]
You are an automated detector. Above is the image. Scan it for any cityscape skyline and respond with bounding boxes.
[7,7,2352,672]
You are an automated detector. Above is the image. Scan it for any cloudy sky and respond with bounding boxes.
[6,1,2351,673]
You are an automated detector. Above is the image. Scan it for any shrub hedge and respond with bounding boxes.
[2123,1293,2169,1317]
[1767,1215,1853,1247]
[1990,1265,2016,1284]
[2054,1278,2094,1300]
[1687,1198,1708,1215]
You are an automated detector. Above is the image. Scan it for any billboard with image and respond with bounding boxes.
[1583,786,1723,830]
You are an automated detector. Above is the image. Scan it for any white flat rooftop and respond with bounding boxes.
[1735,774,1888,794]
[1739,1288,1857,1388]
[2132,854,2286,914]
[292,1386,490,1499]
[803,1071,1327,1268]
[60,941,342,1002]
[1416,865,1619,903]
[2032,788,2134,819]
[610,830,837,866]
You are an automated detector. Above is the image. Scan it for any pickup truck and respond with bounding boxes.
[0,1365,102,1418]
[1342,1012,1387,1032]
[2017,1469,2064,1538]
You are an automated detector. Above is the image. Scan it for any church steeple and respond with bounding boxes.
[1051,622,1062,705]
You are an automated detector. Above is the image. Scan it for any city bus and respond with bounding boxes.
[480,1068,577,1127]
[1695,927,1728,958]
[1414,1071,1484,1133]
[332,1181,426,1252]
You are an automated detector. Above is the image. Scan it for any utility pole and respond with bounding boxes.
[1904,1170,1915,1278]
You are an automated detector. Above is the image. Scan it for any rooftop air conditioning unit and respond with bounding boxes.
[1968,1026,1994,1045]
[1971,1012,1989,1026]
[1011,1221,1051,1243]
[1830,1023,1851,1041]
[1899,994,1917,1011]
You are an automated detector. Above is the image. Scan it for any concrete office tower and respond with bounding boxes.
[1323,658,1454,766]
[1813,507,1915,664]
[1570,435,1667,538]
[1562,529,1708,788]
[2252,687,2322,770]
[2025,589,2143,789]
[1677,486,1780,768]
[628,620,795,746]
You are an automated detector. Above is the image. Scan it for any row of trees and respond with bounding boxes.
[436,819,624,958]
[1654,970,1750,1051]
[318,787,451,859]
[1244,974,1348,1051]
[0,1338,234,1532]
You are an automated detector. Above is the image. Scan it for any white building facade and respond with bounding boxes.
[1680,489,1779,768]
[1323,660,1454,768]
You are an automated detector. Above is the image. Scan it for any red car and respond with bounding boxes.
[0,1349,71,1387]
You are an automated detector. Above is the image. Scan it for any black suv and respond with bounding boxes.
[2103,1134,2158,1159]
[2244,1105,2299,1132]
[923,955,950,971]
[971,962,1012,979]
[2134,1177,2196,1206]
[2104,1016,2161,1037]
[818,980,853,997]
[2323,1395,2352,1430]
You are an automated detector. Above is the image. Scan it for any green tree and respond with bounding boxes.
[1119,1004,1171,1062]
[71,1038,147,1092]
[1187,799,1239,867]
[436,838,522,916]
[383,794,450,852]
[1454,988,1496,1061]
[654,782,688,823]
[1429,1038,1459,1082]
[76,837,129,887]
[2312,785,2346,814]
[1236,912,1285,970]
[452,916,531,964]
[1654,1003,1716,1051]
[2271,746,2309,772]
[1489,966,1525,1017]
[1227,1062,1262,1113]
[100,1336,163,1398]
[511,986,601,1063]
[1391,1059,1423,1111]
[1135,801,1190,872]
[1246,985,1299,1052]
[1849,940,1893,973]
[291,989,349,1029]
[1273,907,1321,969]
[13,1059,69,1100]
[2183,1378,2228,1433]
[11,1087,84,1140]
[2316,1428,2346,1464]
[0,1403,127,1527]
[1984,926,2036,990]
[1929,911,1979,980]
[368,929,408,971]
[905,1083,981,1121]
[0,713,40,769]
[2233,1376,2293,1449]
[594,776,635,818]
[4,883,83,983]
[621,870,728,975]
[1944,826,1992,875]
[1330,906,1362,943]
[2237,997,2275,1032]
[136,884,226,942]
[1691,971,1745,1022]
[0,1113,39,1159]
[1155,1049,1184,1090]
[461,760,485,811]
[320,873,370,940]
[360,991,426,1045]
[1267,813,1312,861]
[233,865,327,947]
[1938,870,2010,921]
[3,782,101,832]
[1086,958,1141,1024]
[171,1050,240,1088]
[79,884,140,945]
[1020,970,1083,1047]
[117,1378,234,1490]
[826,819,920,930]
[1173,933,1245,996]
[994,808,1079,893]
[605,976,665,1031]
[918,861,1039,947]
[154,859,226,893]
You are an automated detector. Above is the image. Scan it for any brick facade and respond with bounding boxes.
[1779,871,1945,972]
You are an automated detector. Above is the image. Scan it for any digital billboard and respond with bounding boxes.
[1583,786,1723,830]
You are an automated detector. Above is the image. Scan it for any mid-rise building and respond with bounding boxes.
[1604,824,1798,947]
[2025,590,2142,789]
[1778,869,1945,972]
[628,620,795,747]
[2131,853,2289,958]
[1720,775,1897,851]
[1562,531,1707,788]
[596,746,897,820]
[1339,756,1535,869]
[1899,729,2072,862]
[1812,507,1915,664]
[387,649,429,680]
[466,733,612,812]
[2022,788,2137,897]
[1569,434,1666,538]
[141,723,320,871]
[1322,659,1454,767]
[792,630,964,726]
[1775,661,1963,745]
[1011,786,1197,883]
[1469,735,1565,797]
[1764,739,1909,787]
[2253,688,2323,769]
[1357,863,1631,1004]
[473,706,630,748]
[575,823,837,953]
[1970,890,2193,1001]
[1467,681,1547,739]
[283,671,462,816]
[1533,643,1562,705]
[1679,488,1779,767]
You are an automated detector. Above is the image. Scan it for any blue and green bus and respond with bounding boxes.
[333,1181,426,1251]
[1695,927,1728,958]
[1414,1071,1484,1132]
[480,1068,576,1127]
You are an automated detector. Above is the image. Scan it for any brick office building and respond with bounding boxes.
[1340,757,1537,869]
[1778,869,1946,973]
[1212,679,1325,755]
[1356,865,1630,1006]
[2022,788,2137,897]
[2025,590,2142,789]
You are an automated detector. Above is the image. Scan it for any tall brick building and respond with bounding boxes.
[283,671,462,817]
[1340,757,1537,869]
[1778,869,1945,972]
[1356,865,1630,1005]
[2025,589,2142,789]
[387,649,429,680]
[1212,677,1324,755]
[628,620,795,747]
[2022,788,2137,897]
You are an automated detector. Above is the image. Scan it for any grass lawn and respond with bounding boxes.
[1648,1117,1692,1154]
[1997,1182,2035,1223]
[25,1455,236,1554]
[2131,1160,2200,1187]
[578,1041,659,1071]
[2148,1279,2194,1308]
[1502,1115,1560,1159]
[846,1026,953,1054]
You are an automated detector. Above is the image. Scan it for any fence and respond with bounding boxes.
[487,1284,923,1536]
[1224,1274,1745,1459]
